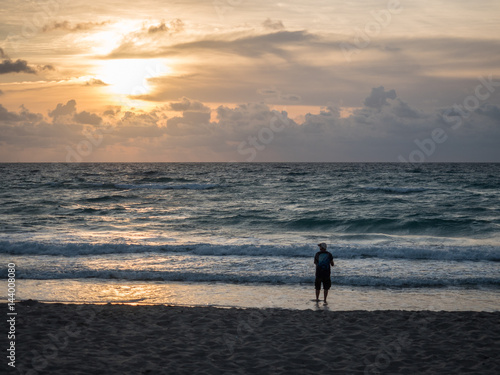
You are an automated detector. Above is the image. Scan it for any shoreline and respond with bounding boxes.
[7,302,500,374]
[3,279,499,312]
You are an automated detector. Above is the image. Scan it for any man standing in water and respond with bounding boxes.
[314,243,334,304]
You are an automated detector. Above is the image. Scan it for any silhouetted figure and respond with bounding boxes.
[314,243,334,304]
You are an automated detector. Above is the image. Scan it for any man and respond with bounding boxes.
[314,242,334,304]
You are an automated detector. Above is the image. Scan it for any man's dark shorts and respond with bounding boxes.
[315,276,331,290]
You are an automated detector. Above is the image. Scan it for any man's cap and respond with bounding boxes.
[318,243,327,250]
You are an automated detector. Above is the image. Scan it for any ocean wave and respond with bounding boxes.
[43,182,219,191]
[363,186,428,194]
[281,216,495,237]
[4,268,499,288]
[82,194,136,202]
[1,240,499,261]
[114,183,219,190]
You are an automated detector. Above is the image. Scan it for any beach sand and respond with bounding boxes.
[8,301,500,374]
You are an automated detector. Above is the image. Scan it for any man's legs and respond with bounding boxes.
[323,277,332,304]
[315,277,321,301]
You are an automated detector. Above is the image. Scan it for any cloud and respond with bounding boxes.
[101,27,500,110]
[42,21,110,32]
[166,97,210,112]
[148,23,168,34]
[0,49,52,75]
[262,19,285,30]
[475,103,500,121]
[363,86,397,110]
[0,90,3,96]
[2,88,500,162]
[215,102,295,134]
[257,87,301,103]
[0,103,44,123]
[392,99,426,119]
[147,19,184,34]
[165,111,211,136]
[38,64,55,71]
[47,99,102,125]
[280,94,301,101]
[107,30,314,60]
[73,111,102,125]
[0,104,22,122]
[257,88,278,96]
[103,107,121,117]
[48,100,77,119]
[85,78,108,86]
[0,58,37,75]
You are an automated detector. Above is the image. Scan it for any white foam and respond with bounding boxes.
[4,267,499,288]
[1,240,499,261]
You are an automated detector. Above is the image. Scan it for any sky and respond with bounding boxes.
[0,0,499,162]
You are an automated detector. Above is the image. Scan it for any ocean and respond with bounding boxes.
[1,162,499,310]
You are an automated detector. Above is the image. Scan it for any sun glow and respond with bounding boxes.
[96,59,170,96]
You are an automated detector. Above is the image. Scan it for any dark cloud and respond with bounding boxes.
[103,107,121,117]
[475,104,500,121]
[113,110,164,139]
[73,111,102,125]
[42,20,110,32]
[262,19,285,30]
[166,97,210,112]
[48,100,102,125]
[48,100,77,119]
[0,104,43,123]
[0,90,3,96]
[148,22,169,34]
[363,86,397,110]
[0,58,37,75]
[392,99,426,119]
[0,48,51,75]
[215,102,293,133]
[0,104,22,122]
[18,105,44,123]
[166,111,211,136]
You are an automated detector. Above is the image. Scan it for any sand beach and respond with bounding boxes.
[8,301,500,375]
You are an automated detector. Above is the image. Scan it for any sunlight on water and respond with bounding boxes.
[3,279,499,312]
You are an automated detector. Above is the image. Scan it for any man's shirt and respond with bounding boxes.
[314,250,333,278]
